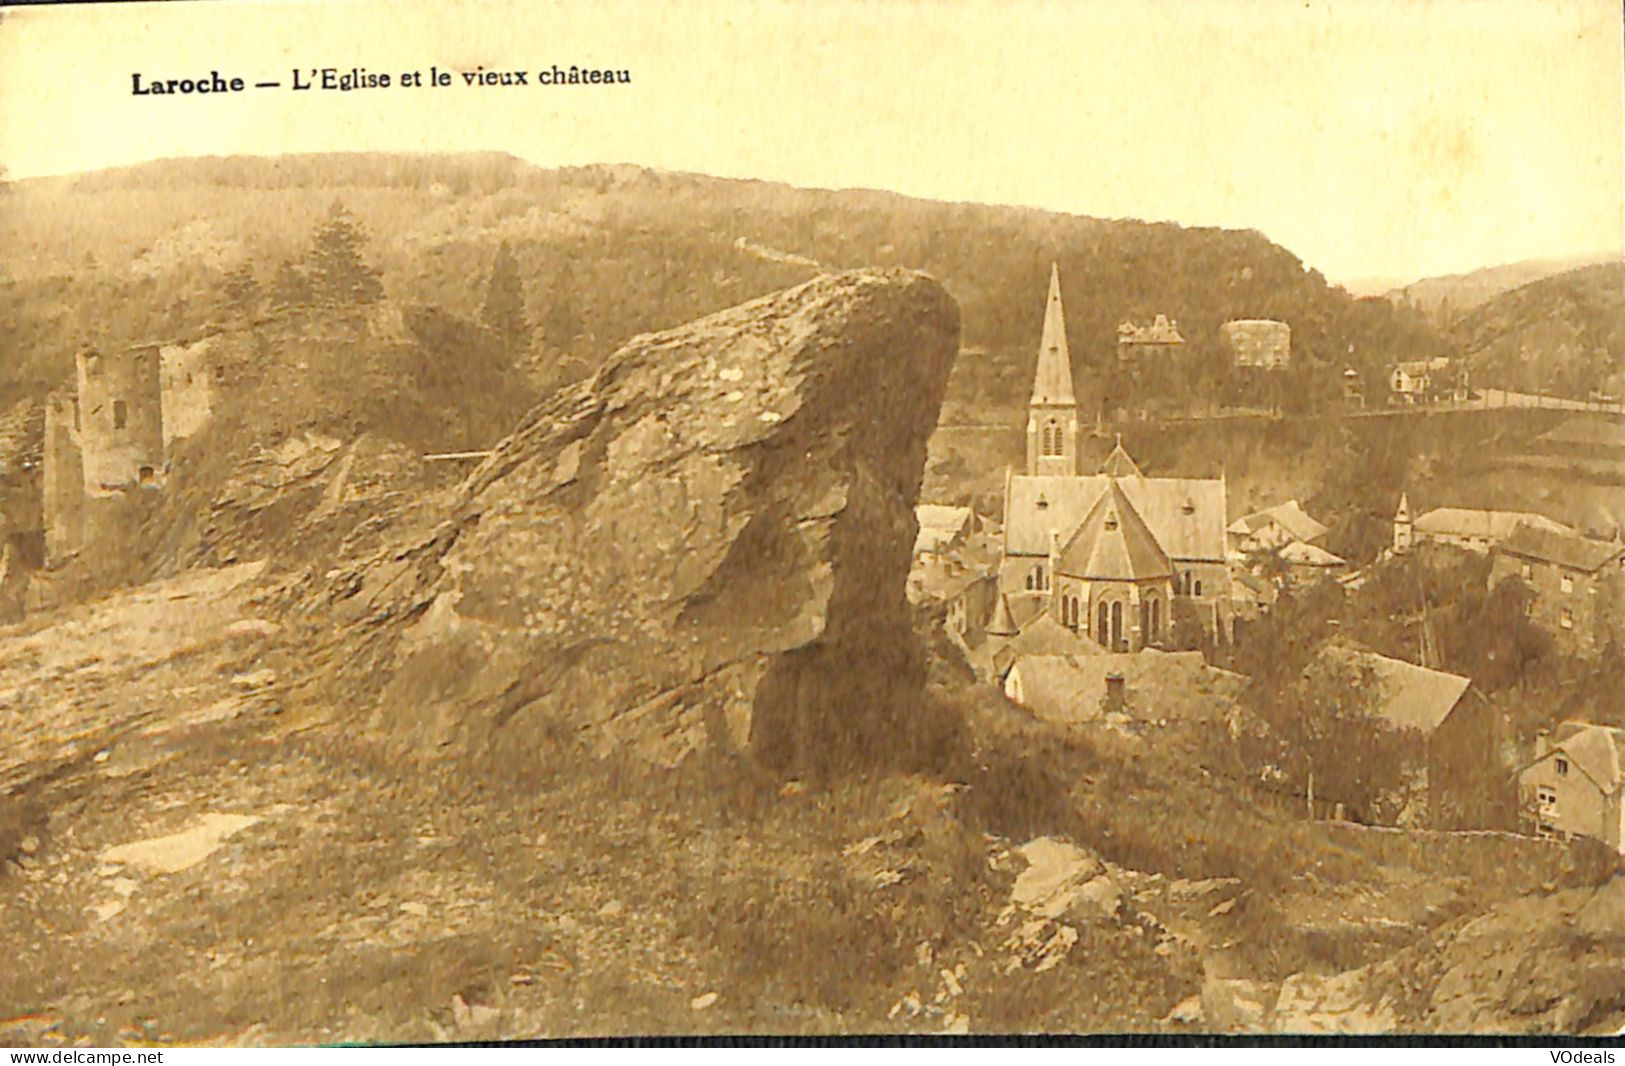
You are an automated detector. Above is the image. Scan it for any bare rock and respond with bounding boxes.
[329,270,959,773]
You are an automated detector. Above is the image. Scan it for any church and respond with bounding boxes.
[999,265,1231,651]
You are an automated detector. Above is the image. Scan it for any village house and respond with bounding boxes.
[1311,645,1481,825]
[1115,313,1185,367]
[1002,266,1231,652]
[1388,357,1467,405]
[1227,498,1329,556]
[1488,523,1625,656]
[1277,539,1348,583]
[1392,493,1575,556]
[913,503,980,561]
[1519,721,1625,851]
[1219,319,1291,371]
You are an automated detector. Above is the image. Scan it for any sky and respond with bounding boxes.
[0,0,1621,286]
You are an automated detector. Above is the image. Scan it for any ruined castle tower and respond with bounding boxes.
[42,391,85,563]
[75,343,164,495]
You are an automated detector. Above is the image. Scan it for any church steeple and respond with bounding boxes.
[1027,263,1081,476]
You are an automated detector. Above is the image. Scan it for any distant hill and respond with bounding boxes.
[1452,261,1625,397]
[0,152,1449,419]
[1384,253,1622,322]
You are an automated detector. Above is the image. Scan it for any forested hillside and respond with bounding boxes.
[0,152,1447,417]
[1450,261,1625,398]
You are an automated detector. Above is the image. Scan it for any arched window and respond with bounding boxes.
[1097,602,1110,646]
[1193,579,1203,597]
[1025,569,1036,592]
[1111,602,1124,650]
[1043,419,1063,457]
[1150,598,1161,638]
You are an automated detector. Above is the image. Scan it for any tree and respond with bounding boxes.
[268,258,313,311]
[1241,652,1413,823]
[306,200,383,306]
[539,260,581,354]
[221,262,261,320]
[480,241,530,356]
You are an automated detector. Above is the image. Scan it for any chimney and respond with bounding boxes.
[1104,673,1126,716]
[1535,728,1552,760]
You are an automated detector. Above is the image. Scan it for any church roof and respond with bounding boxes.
[1005,474,1228,562]
[1057,480,1173,580]
[1099,437,1144,478]
[1030,263,1076,407]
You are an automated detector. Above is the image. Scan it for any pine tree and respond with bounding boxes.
[268,258,314,311]
[540,261,581,354]
[222,262,261,319]
[481,241,530,355]
[306,200,384,306]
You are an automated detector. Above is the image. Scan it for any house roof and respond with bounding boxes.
[1118,314,1185,346]
[1280,540,1347,567]
[1414,507,1574,542]
[1056,480,1173,581]
[1228,499,1328,544]
[1006,650,1245,724]
[1498,522,1625,573]
[1549,721,1625,793]
[1030,263,1075,407]
[1313,646,1471,734]
[992,613,1097,678]
[914,505,974,556]
[1006,473,1227,561]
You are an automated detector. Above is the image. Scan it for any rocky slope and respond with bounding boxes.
[308,268,960,774]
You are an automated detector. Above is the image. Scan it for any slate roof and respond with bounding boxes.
[1549,721,1625,793]
[1005,650,1245,724]
[1498,523,1625,573]
[1414,508,1574,542]
[913,504,974,555]
[1313,646,1471,734]
[1229,499,1329,545]
[1280,540,1347,567]
[1057,480,1173,581]
[991,613,1097,679]
[1006,473,1227,561]
[1099,439,1145,478]
[1030,263,1075,407]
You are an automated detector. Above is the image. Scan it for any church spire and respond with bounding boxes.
[1026,263,1081,476]
[1030,262,1076,407]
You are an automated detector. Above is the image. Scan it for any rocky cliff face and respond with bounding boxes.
[321,269,960,773]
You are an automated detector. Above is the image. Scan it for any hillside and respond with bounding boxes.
[0,152,1447,416]
[1451,261,1625,398]
[1384,253,1621,322]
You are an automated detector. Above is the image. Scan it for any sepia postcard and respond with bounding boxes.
[0,0,1623,1047]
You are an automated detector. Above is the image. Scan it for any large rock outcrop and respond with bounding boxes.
[324,269,960,772]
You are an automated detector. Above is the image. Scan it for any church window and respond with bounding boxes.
[113,400,128,430]
[1150,598,1161,638]
[1042,419,1063,457]
[1097,602,1109,646]
[1110,602,1123,649]
[1193,579,1203,597]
